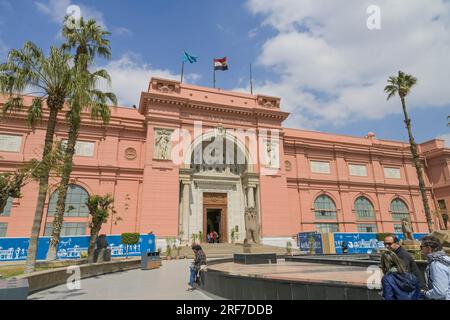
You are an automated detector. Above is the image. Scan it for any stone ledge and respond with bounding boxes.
[15,258,141,294]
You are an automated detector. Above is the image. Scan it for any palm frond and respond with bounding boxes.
[27,97,43,129]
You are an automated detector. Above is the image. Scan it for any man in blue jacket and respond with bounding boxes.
[420,235,450,300]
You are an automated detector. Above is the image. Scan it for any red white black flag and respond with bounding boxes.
[214,57,228,71]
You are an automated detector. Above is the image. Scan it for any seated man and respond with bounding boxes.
[187,244,207,291]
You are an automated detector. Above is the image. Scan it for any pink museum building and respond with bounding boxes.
[1,77,449,247]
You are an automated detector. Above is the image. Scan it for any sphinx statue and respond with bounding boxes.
[401,217,414,241]
[244,207,260,244]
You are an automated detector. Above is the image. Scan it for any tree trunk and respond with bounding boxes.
[24,105,60,273]
[46,119,80,260]
[87,226,100,263]
[401,97,433,233]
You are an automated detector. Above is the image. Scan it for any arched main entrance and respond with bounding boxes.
[178,127,259,243]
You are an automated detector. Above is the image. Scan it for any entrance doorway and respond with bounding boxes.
[206,209,222,243]
[203,192,227,243]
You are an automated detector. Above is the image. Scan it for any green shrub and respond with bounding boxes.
[121,232,140,258]
[121,232,140,245]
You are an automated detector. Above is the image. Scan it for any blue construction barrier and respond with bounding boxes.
[297,232,323,254]
[333,232,428,254]
[0,234,156,262]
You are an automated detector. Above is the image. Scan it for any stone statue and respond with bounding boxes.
[401,218,414,241]
[155,129,171,159]
[244,207,260,244]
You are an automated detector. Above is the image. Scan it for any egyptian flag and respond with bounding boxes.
[214,57,228,71]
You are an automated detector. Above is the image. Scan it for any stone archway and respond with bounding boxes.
[178,127,259,243]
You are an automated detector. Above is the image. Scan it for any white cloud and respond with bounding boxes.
[35,0,106,28]
[101,53,201,107]
[246,0,450,129]
[112,27,133,37]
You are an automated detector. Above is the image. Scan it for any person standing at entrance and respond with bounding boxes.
[212,230,219,243]
[187,244,207,291]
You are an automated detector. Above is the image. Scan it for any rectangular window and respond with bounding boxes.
[311,161,330,174]
[44,222,87,236]
[0,223,7,237]
[315,223,339,233]
[62,140,95,157]
[357,224,378,233]
[394,224,403,233]
[384,167,401,179]
[0,134,22,152]
[349,164,367,177]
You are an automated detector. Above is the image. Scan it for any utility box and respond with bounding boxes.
[141,251,161,270]
[0,279,29,300]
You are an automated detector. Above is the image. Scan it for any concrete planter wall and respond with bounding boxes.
[16,258,141,294]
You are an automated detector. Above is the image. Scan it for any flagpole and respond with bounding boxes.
[250,63,253,95]
[180,60,185,83]
[213,59,216,88]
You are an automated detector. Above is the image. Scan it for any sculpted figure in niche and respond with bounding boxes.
[244,207,260,244]
[155,129,171,159]
[401,217,414,241]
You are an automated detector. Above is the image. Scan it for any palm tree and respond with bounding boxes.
[46,18,117,260]
[0,42,74,273]
[384,71,433,232]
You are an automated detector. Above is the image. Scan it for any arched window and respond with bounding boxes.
[0,197,13,216]
[314,195,337,219]
[390,198,409,221]
[355,197,375,219]
[47,185,89,217]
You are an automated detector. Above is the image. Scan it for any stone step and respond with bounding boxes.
[165,243,300,258]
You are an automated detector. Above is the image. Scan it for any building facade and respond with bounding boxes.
[1,77,449,246]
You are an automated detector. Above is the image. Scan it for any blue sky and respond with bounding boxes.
[0,0,449,145]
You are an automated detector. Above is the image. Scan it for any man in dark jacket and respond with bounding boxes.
[384,235,424,287]
[187,244,207,291]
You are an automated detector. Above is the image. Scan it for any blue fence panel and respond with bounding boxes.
[334,233,428,254]
[0,233,156,262]
[298,232,323,254]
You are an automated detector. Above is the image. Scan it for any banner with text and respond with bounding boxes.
[0,234,156,262]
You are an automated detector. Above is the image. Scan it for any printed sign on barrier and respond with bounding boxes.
[297,232,323,254]
[0,234,156,262]
[333,233,428,254]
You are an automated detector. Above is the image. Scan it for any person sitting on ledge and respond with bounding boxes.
[420,235,450,300]
[380,250,421,300]
[384,234,423,287]
[187,244,207,291]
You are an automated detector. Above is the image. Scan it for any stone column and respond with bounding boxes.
[181,180,190,242]
[247,186,255,208]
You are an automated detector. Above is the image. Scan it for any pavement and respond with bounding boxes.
[28,259,216,300]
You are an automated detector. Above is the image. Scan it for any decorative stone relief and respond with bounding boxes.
[124,147,137,160]
[154,128,173,160]
[285,160,292,172]
[257,95,280,109]
[150,78,181,94]
[264,140,279,168]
